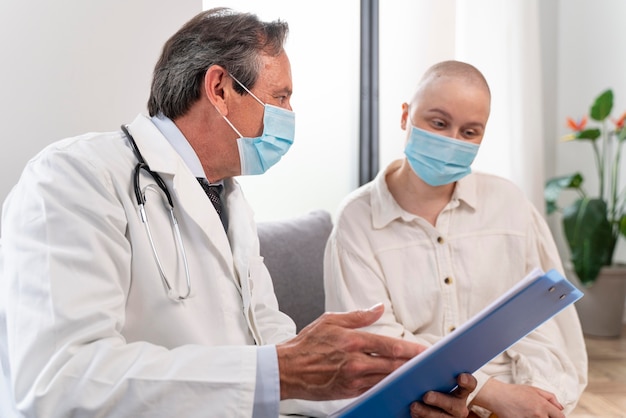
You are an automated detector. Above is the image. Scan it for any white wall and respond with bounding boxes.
[0,0,201,231]
[1,0,359,226]
[379,1,456,169]
[2,0,625,249]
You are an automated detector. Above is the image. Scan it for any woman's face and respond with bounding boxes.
[402,75,491,145]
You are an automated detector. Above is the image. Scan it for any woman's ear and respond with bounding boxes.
[204,65,230,116]
[400,102,409,130]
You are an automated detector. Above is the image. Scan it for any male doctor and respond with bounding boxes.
[0,8,475,418]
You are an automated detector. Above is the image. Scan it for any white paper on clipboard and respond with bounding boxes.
[328,268,583,418]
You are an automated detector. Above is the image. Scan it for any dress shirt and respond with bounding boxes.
[324,159,587,416]
[150,114,279,418]
[150,115,229,228]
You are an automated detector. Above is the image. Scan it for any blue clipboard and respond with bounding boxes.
[328,268,583,418]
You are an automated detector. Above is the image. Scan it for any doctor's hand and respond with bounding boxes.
[410,373,476,418]
[276,303,427,401]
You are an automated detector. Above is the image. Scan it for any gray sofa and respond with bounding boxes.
[257,210,333,332]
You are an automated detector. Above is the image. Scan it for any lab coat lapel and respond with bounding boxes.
[225,179,258,283]
[225,179,265,344]
[126,115,235,276]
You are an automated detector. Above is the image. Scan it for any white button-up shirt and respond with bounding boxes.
[324,160,587,415]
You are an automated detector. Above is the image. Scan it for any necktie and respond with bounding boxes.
[197,177,224,219]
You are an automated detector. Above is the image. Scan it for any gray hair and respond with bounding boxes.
[148,7,289,118]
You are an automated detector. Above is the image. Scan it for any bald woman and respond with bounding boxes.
[324,61,587,418]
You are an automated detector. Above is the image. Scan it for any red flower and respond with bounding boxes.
[566,116,587,131]
[611,112,626,130]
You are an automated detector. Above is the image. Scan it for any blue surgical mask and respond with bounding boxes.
[220,74,295,175]
[404,124,479,186]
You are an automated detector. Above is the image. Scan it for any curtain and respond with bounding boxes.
[380,0,545,211]
[456,0,545,210]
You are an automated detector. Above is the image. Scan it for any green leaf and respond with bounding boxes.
[563,198,613,285]
[618,126,626,142]
[574,128,601,141]
[620,214,626,237]
[544,173,584,214]
[546,201,558,214]
[590,89,613,121]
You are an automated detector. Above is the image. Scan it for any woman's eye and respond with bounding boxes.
[431,120,446,129]
[463,129,481,139]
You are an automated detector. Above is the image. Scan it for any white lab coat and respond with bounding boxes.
[0,114,297,417]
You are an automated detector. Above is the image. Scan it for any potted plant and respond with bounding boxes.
[544,89,626,337]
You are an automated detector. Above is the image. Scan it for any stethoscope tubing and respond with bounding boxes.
[121,125,192,301]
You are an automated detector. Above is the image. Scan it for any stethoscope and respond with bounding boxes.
[121,125,192,302]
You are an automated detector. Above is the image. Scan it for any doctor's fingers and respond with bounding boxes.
[410,398,470,418]
[451,373,477,399]
[347,328,426,360]
[319,302,386,330]
[277,323,422,400]
[413,373,476,418]
[279,348,413,401]
[308,309,426,360]
[396,377,474,418]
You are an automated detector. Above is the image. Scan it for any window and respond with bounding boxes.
[204,0,360,221]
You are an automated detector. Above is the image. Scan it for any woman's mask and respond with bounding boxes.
[404,124,479,186]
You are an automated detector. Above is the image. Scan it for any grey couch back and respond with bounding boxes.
[257,210,332,332]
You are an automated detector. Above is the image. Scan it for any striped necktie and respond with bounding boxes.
[197,178,226,231]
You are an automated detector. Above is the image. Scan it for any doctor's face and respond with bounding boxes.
[228,51,293,138]
[401,76,490,145]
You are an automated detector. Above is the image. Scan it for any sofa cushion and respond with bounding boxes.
[257,210,332,332]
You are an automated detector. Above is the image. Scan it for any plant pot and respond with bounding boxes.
[570,265,626,338]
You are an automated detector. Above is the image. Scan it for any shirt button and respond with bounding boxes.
[449,326,456,333]
[437,236,444,244]
[444,277,452,285]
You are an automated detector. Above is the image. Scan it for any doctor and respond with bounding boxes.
[0,7,476,418]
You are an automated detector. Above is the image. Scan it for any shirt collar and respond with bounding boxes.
[371,160,412,229]
[371,160,478,229]
[453,171,478,210]
[151,114,206,179]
